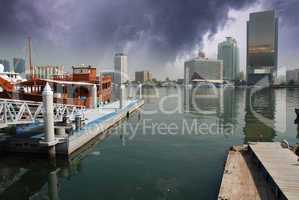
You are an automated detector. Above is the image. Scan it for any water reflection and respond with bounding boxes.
[184,85,241,137]
[244,88,276,142]
[0,144,93,200]
[184,86,239,119]
[183,85,279,142]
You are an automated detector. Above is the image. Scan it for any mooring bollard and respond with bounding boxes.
[120,84,126,109]
[91,84,97,109]
[75,114,81,131]
[139,84,142,99]
[42,83,56,159]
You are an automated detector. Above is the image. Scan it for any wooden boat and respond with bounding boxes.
[0,65,112,108]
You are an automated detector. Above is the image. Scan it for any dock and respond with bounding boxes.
[3,98,144,157]
[63,99,144,155]
[218,142,299,200]
[249,142,299,200]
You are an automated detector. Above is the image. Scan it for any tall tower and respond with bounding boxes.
[114,53,128,85]
[27,37,33,79]
[246,10,278,85]
[218,37,240,82]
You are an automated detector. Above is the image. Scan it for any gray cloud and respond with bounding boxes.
[261,0,299,69]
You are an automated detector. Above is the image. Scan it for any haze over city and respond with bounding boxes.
[0,0,298,79]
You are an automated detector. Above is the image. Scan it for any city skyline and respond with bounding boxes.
[0,0,298,79]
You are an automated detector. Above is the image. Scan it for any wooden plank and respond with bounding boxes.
[218,149,275,200]
[249,142,299,200]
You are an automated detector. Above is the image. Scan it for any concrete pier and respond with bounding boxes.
[218,142,299,200]
[63,99,144,155]
[3,98,144,157]
[218,146,275,200]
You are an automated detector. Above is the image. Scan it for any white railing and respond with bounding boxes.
[0,98,85,127]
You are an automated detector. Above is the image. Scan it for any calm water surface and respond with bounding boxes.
[0,87,299,200]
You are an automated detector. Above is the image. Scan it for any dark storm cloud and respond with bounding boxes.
[0,0,52,39]
[264,0,299,25]
[0,0,257,66]
[68,0,258,64]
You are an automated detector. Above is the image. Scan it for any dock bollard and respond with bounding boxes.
[91,84,97,109]
[42,83,56,158]
[120,84,126,109]
[75,114,81,131]
[139,84,142,99]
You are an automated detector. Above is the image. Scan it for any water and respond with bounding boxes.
[0,87,299,200]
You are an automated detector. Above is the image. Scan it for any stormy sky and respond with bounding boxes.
[0,0,298,79]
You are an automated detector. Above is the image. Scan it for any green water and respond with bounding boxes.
[0,87,298,200]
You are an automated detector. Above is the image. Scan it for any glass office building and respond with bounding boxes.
[218,37,240,82]
[247,10,278,85]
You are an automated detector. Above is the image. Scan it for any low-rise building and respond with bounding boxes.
[286,69,299,83]
[101,71,115,82]
[33,65,64,79]
[184,54,223,85]
[135,71,152,82]
[72,65,97,82]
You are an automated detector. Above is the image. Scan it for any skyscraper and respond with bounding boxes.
[247,10,278,85]
[0,59,10,72]
[13,58,26,74]
[218,37,240,82]
[114,53,128,85]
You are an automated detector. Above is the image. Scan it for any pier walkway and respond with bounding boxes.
[218,143,299,200]
[0,98,85,128]
[3,98,144,156]
[65,99,143,155]
[218,147,275,200]
[249,142,299,200]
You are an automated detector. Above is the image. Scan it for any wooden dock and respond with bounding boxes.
[218,143,299,200]
[218,146,275,200]
[249,142,299,200]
